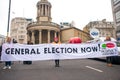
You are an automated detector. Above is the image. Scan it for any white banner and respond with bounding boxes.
[0,41,119,61]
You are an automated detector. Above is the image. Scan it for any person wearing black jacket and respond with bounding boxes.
[0,45,2,60]
[23,41,33,65]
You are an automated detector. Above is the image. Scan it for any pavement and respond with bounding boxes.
[0,59,120,80]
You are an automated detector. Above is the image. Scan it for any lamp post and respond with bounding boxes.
[7,0,11,37]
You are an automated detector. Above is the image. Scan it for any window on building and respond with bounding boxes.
[115,11,120,22]
[20,27,24,29]
[102,32,104,36]
[18,35,25,39]
[19,31,25,33]
[21,23,24,25]
[113,0,120,4]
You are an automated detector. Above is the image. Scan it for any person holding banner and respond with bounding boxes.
[23,41,33,65]
[0,45,2,58]
[105,36,112,67]
[3,37,12,69]
[12,38,17,43]
[53,37,60,67]
[0,44,2,63]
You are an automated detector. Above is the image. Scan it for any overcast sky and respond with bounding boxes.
[0,0,113,36]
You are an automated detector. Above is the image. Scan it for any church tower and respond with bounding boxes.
[36,0,52,23]
[27,0,60,44]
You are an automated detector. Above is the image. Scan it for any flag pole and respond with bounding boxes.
[7,0,11,37]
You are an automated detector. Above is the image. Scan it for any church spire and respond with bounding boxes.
[36,0,52,23]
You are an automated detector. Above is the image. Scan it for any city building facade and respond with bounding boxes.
[61,27,90,43]
[60,22,90,43]
[83,19,116,38]
[10,0,90,44]
[27,0,91,43]
[27,0,60,44]
[10,17,33,44]
[60,21,75,29]
[111,0,120,40]
[0,34,5,45]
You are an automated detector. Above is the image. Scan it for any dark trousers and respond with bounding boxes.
[55,59,59,67]
[106,57,112,64]
[5,61,11,66]
[23,61,32,65]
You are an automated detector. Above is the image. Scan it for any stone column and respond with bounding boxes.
[27,32,30,42]
[39,30,42,44]
[58,32,61,42]
[48,6,49,16]
[31,30,35,44]
[50,7,51,17]
[45,5,47,16]
[42,4,44,15]
[48,30,50,43]
[40,5,42,16]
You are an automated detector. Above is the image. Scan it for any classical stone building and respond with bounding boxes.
[26,0,91,44]
[10,17,33,44]
[61,27,90,43]
[83,19,116,38]
[27,0,60,44]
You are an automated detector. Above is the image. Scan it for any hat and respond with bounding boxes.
[69,37,82,43]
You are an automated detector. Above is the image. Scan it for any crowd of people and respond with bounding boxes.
[0,36,114,70]
[0,37,62,69]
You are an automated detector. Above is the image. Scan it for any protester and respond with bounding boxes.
[52,37,60,67]
[0,44,2,62]
[3,37,12,69]
[12,38,17,43]
[23,41,33,65]
[12,39,18,65]
[104,36,112,67]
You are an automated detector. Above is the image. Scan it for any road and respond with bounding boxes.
[0,59,120,80]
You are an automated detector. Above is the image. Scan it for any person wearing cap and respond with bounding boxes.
[52,37,60,67]
[104,36,112,67]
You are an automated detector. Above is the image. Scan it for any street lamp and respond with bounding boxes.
[7,0,11,37]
